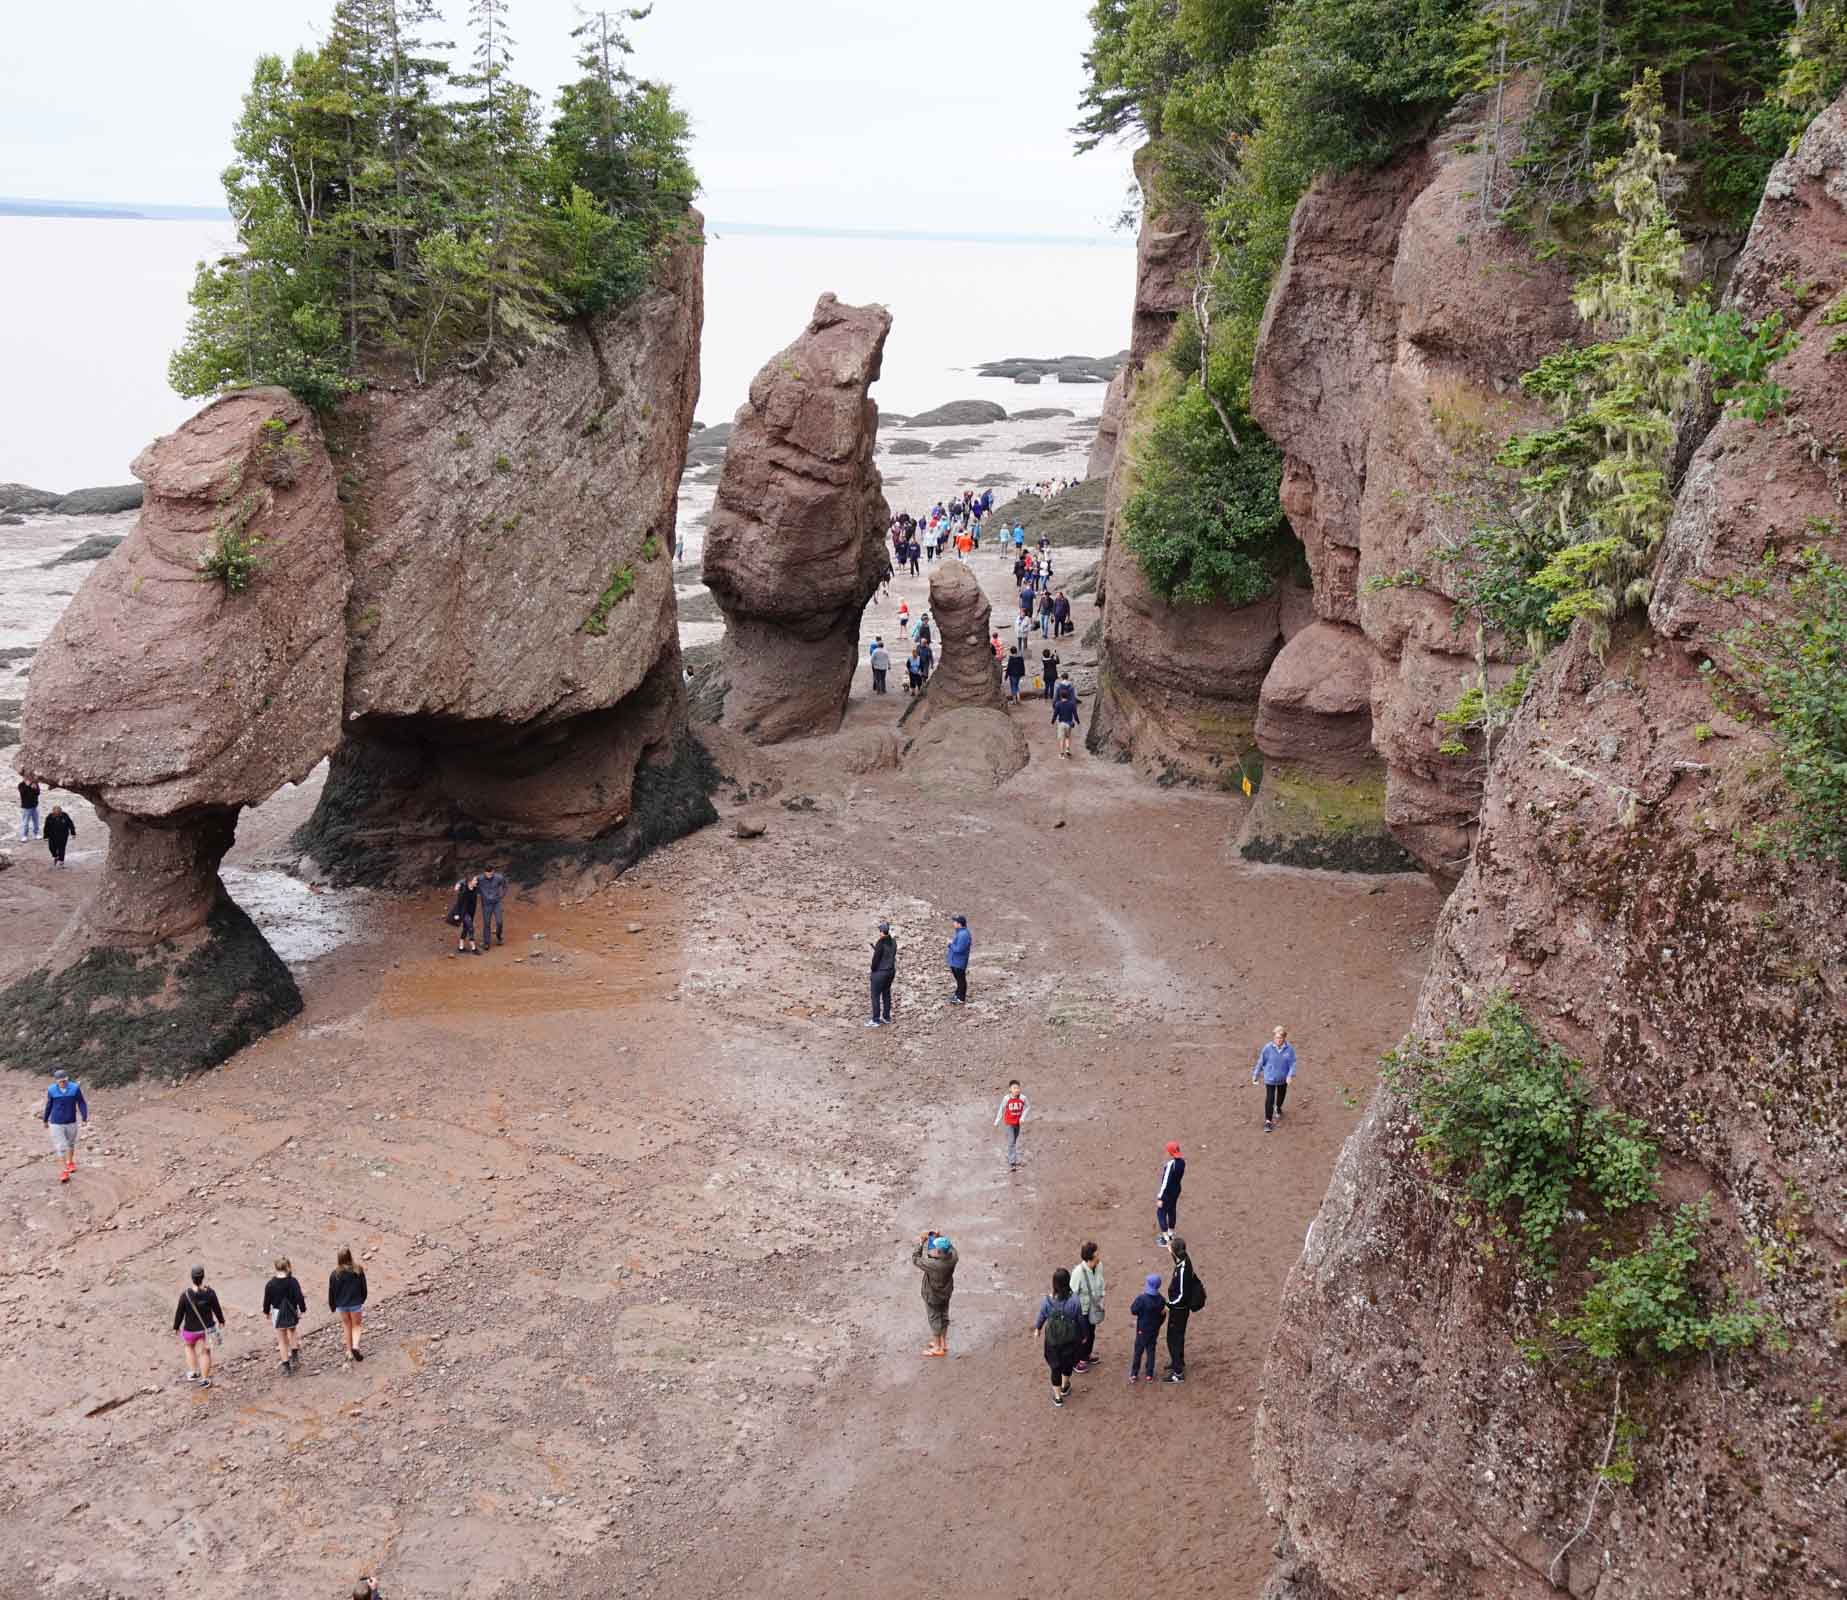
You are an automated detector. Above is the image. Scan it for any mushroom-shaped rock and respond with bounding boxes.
[905,559,1026,788]
[919,561,1006,713]
[702,293,893,743]
[1,388,348,1079]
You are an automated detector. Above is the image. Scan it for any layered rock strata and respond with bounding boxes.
[1257,93,1847,1600]
[702,294,893,744]
[0,389,346,1075]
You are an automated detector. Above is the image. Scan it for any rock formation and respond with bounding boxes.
[904,561,1027,788]
[1256,93,1847,1600]
[1251,107,1577,881]
[298,227,710,886]
[0,389,346,1078]
[1238,619,1414,871]
[702,293,893,744]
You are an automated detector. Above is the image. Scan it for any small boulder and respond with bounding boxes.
[908,400,1008,428]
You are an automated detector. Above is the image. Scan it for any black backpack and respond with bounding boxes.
[1184,1264,1206,1313]
[1043,1296,1079,1347]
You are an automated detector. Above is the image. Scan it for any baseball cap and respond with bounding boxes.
[1165,1141,1181,1157]
[951,914,967,926]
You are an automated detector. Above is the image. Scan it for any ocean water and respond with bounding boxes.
[0,216,1135,491]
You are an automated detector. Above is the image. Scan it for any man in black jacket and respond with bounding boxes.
[17,777,40,841]
[867,919,897,1027]
[42,804,75,866]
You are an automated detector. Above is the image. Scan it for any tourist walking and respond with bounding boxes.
[1127,1272,1166,1383]
[262,1257,308,1374]
[1164,1236,1203,1383]
[870,639,891,694]
[173,1264,226,1388]
[478,866,507,948]
[867,919,897,1027]
[993,1079,1029,1168]
[1004,645,1026,703]
[1053,590,1071,637]
[17,777,40,840]
[945,914,971,1006]
[1071,1242,1105,1372]
[1051,679,1081,758]
[40,1066,87,1183]
[906,647,924,695]
[449,876,480,955]
[43,804,75,866]
[1253,1026,1297,1131]
[1032,1267,1085,1407]
[329,1246,368,1362]
[913,1230,957,1357]
[1155,1140,1184,1243]
[1014,609,1031,652]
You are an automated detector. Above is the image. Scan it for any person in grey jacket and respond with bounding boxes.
[913,1230,958,1357]
[478,867,507,948]
[1253,1025,1297,1132]
[869,640,892,694]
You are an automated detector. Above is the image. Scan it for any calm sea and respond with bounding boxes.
[0,216,1134,491]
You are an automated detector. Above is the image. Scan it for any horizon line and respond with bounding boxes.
[1,195,1131,247]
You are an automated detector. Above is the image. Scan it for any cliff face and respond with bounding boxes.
[298,226,708,885]
[1255,96,1847,1600]
[1251,107,1578,882]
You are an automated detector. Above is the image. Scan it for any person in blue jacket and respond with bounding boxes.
[946,914,972,1006]
[1253,1025,1297,1132]
[41,1067,88,1182]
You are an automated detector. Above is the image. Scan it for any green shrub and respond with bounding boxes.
[1552,1200,1770,1362]
[1120,385,1290,606]
[1384,996,1657,1274]
[199,498,265,593]
[1717,546,1847,871]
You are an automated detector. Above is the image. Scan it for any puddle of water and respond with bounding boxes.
[218,866,369,964]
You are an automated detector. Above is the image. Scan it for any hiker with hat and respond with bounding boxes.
[945,914,972,1006]
[867,918,897,1027]
[913,1229,958,1357]
[40,1067,88,1183]
[1155,1140,1185,1244]
[172,1264,226,1388]
[1127,1271,1167,1383]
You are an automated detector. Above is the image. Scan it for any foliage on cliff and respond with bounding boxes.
[170,1,696,406]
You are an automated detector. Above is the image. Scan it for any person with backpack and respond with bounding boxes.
[262,1256,308,1374]
[1164,1236,1204,1383]
[913,1230,958,1357]
[1071,1242,1105,1372]
[173,1264,226,1388]
[1004,645,1026,704]
[329,1246,369,1362]
[1253,1024,1298,1132]
[1032,1267,1085,1407]
[1155,1140,1184,1243]
[42,803,75,866]
[1127,1272,1166,1383]
[867,919,897,1028]
[40,1066,87,1183]
[1051,679,1081,758]
[992,1079,1028,1169]
[945,914,972,1005]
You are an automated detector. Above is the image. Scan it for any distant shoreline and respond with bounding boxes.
[1,198,1130,247]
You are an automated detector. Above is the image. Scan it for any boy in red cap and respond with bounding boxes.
[1155,1140,1184,1245]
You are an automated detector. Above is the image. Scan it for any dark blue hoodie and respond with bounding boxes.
[43,1080,88,1126]
[1129,1290,1167,1338]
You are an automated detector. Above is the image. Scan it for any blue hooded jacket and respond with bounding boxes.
[43,1080,88,1125]
[1253,1042,1297,1085]
[946,925,972,970]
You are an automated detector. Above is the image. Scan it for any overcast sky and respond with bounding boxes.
[0,1,1136,235]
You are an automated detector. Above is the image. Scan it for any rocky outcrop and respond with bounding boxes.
[1256,93,1847,1600]
[917,562,1005,714]
[1251,100,1577,881]
[0,388,346,1075]
[0,482,144,516]
[298,226,708,885]
[702,293,892,744]
[906,399,1006,427]
[903,562,1028,788]
[1087,368,1128,480]
[1238,620,1415,871]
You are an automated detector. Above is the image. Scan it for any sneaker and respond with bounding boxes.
[198,1377,212,1389]
[1073,1361,1090,1373]
[1166,1372,1185,1384]
[184,1373,199,1385]
[1061,1382,1073,1399]
[864,1019,883,1028]
[1127,1374,1138,1385]
[1264,1121,1273,1133]
[1052,1392,1064,1407]
[351,1348,365,1362]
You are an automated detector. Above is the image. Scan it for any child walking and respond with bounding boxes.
[1128,1272,1166,1383]
[993,1080,1029,1170]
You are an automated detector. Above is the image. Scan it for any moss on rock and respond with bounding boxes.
[1237,764,1418,873]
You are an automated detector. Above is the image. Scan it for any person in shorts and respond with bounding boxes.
[40,1067,88,1182]
[173,1264,225,1387]
[329,1245,369,1361]
[262,1256,308,1374]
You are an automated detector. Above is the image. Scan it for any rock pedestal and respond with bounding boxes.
[904,562,1027,788]
[702,293,893,744]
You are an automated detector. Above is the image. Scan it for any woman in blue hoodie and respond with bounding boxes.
[945,915,972,1005]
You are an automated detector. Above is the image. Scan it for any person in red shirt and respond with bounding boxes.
[994,1080,1029,1171]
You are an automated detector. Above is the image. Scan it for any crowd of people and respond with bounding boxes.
[905,1031,1297,1404]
